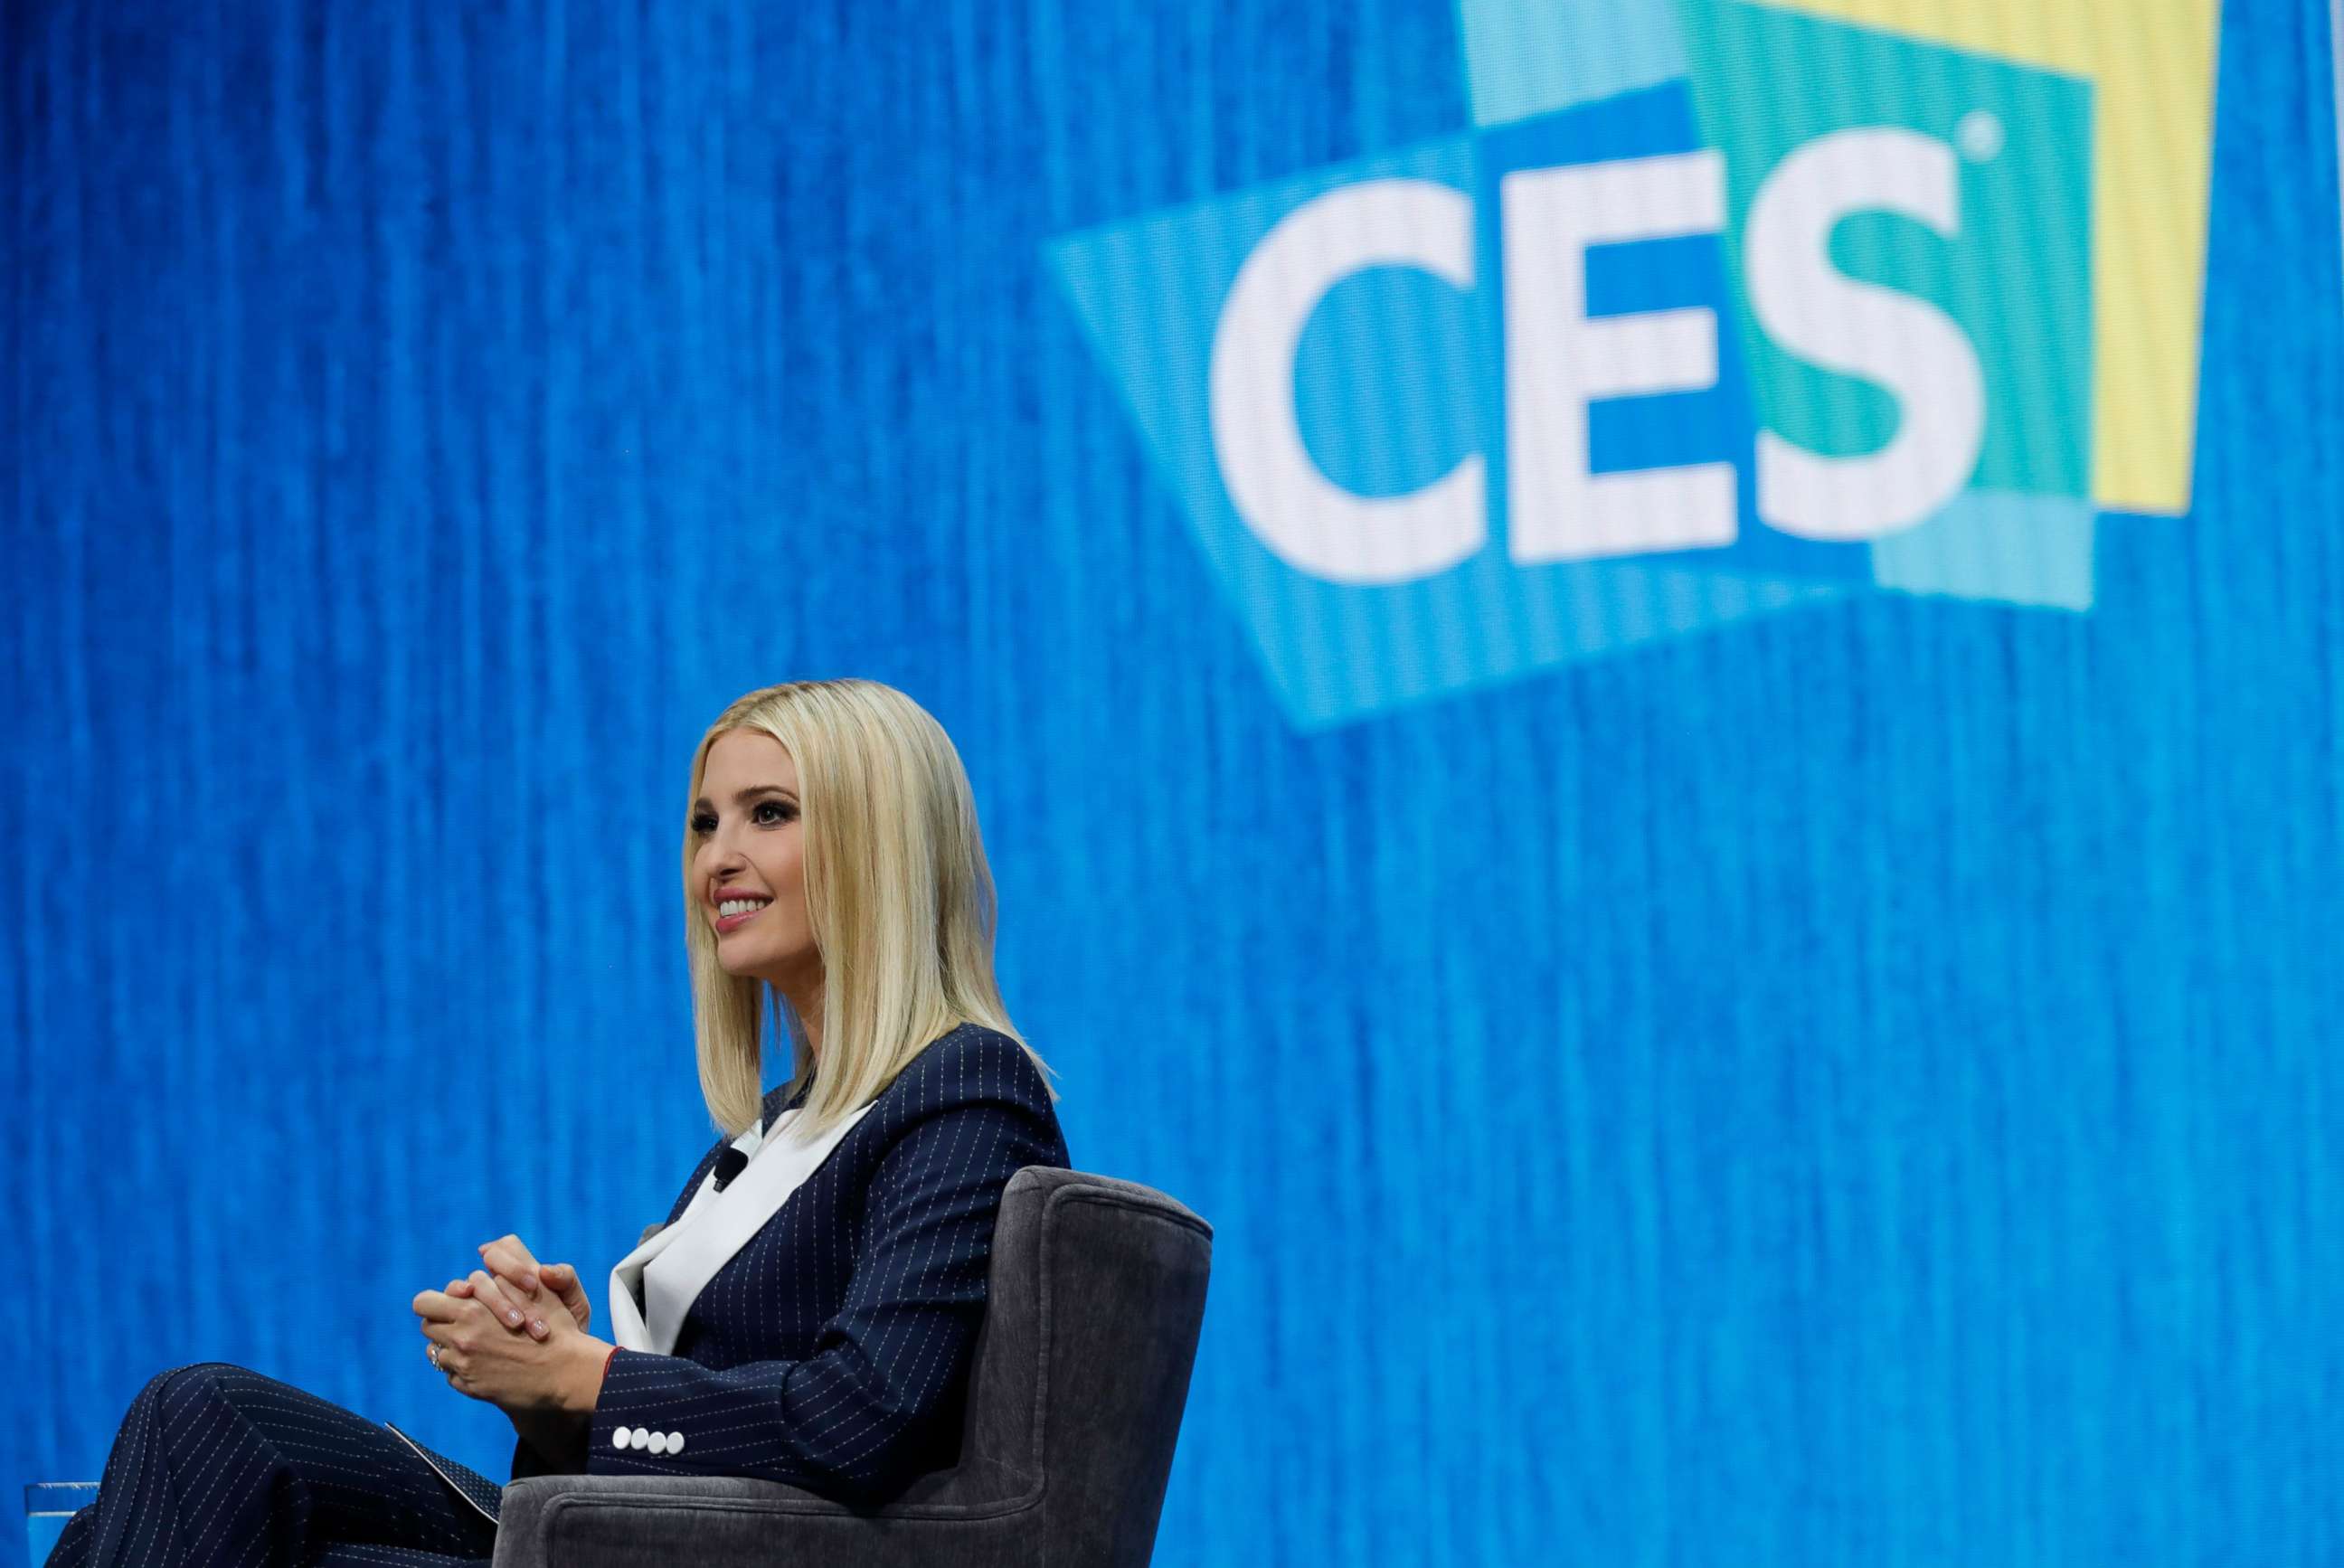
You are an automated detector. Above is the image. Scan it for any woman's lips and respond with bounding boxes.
[714,904,767,933]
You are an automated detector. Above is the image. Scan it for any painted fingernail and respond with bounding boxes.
[506,1310,522,1325]
[531,1319,547,1336]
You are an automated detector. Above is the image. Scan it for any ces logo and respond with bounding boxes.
[1050,0,2222,728]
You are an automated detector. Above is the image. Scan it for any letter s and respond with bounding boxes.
[1746,128,1986,541]
[1209,180,1484,585]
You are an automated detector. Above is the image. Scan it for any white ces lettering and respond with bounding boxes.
[1745,127,1987,540]
[1209,179,1485,585]
[1499,149,1737,563]
[1205,131,1990,584]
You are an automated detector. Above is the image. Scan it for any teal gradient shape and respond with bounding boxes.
[1676,0,2100,606]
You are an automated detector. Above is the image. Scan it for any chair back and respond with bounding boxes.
[952,1167,1213,1567]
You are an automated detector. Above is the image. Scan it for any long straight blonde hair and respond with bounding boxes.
[682,678,1058,1138]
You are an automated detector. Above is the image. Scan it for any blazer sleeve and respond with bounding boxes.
[507,1134,731,1482]
[581,1044,1067,1501]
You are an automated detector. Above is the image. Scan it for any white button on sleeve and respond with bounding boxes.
[666,1431,685,1454]
[612,1427,631,1450]
[647,1431,669,1456]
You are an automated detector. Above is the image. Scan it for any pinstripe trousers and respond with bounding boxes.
[46,1362,498,1568]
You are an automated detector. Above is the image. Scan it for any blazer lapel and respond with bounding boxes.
[607,1117,767,1352]
[612,1096,881,1355]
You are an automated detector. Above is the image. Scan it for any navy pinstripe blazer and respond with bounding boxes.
[398,1021,1069,1522]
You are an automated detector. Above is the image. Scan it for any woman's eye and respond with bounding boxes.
[690,801,793,836]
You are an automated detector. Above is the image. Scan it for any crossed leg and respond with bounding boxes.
[47,1362,498,1567]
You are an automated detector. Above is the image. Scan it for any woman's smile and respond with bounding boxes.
[714,898,771,932]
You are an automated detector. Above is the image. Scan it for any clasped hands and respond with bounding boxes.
[409,1234,611,1418]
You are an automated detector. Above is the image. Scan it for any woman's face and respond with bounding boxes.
[690,729,820,996]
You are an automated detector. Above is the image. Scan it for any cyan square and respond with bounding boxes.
[1458,0,1688,127]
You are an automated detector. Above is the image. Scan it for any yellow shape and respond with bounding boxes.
[1761,0,2222,516]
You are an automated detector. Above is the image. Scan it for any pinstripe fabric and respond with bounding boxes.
[45,1363,499,1567]
[581,1022,1066,1500]
[424,1020,1071,1516]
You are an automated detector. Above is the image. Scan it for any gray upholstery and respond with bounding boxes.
[491,1167,1213,1568]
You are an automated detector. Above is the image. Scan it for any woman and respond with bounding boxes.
[52,678,1069,1565]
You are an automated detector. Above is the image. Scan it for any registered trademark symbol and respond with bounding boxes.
[1956,109,2005,162]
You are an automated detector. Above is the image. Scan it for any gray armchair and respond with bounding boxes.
[491,1167,1214,1568]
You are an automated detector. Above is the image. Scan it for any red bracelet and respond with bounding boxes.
[600,1345,620,1386]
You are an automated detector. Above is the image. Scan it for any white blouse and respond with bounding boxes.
[607,1096,881,1355]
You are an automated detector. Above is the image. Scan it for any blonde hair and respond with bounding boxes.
[682,678,1059,1138]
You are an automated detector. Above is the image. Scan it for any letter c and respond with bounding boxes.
[1208,179,1484,585]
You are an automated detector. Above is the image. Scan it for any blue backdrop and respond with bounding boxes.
[7,1,2343,1563]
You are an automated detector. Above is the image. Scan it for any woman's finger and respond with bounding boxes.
[542,1261,592,1331]
[466,1265,523,1331]
[411,1289,467,1322]
[481,1242,558,1337]
[466,1256,539,1331]
[480,1253,542,1312]
[421,1327,468,1387]
[480,1261,541,1320]
[480,1234,543,1293]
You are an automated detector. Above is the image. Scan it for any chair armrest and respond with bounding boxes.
[492,1473,852,1568]
[490,1468,1045,1568]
